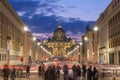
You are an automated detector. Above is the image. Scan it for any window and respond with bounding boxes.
[109,53,114,64]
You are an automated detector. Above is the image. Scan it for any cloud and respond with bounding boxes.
[32,30,84,42]
[66,31,84,42]
[32,32,53,40]
[17,11,27,16]
[9,0,95,42]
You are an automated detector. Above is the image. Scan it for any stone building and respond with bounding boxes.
[93,0,120,64]
[42,25,76,58]
[0,0,25,65]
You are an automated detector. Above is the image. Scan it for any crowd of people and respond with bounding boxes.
[1,63,99,80]
[41,63,99,80]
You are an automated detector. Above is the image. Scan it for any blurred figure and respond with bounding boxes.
[19,68,23,78]
[72,64,77,80]
[44,65,57,80]
[76,65,81,80]
[41,63,45,77]
[82,65,86,80]
[44,66,51,80]
[2,64,10,80]
[26,64,30,78]
[87,66,92,80]
[92,67,99,80]
[11,65,16,80]
[56,64,61,80]
[38,65,42,77]
[63,64,68,80]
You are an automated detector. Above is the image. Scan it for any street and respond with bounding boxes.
[1,69,120,80]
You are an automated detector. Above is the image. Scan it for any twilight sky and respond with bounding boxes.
[8,0,111,42]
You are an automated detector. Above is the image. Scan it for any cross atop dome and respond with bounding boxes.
[57,25,62,28]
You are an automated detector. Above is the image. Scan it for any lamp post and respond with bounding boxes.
[79,42,82,63]
[93,26,98,63]
[78,53,80,63]
[82,35,88,65]
[6,36,11,65]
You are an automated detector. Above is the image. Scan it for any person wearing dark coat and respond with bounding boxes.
[72,64,77,80]
[76,65,81,80]
[44,65,57,80]
[38,65,42,77]
[56,64,61,80]
[26,65,30,78]
[2,64,10,80]
[11,65,16,80]
[92,67,99,80]
[82,64,86,80]
[63,64,69,80]
[44,66,51,80]
[87,66,92,80]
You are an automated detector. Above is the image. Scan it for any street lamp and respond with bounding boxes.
[33,37,36,41]
[84,36,88,41]
[81,36,88,65]
[78,42,82,63]
[37,42,40,46]
[93,26,98,32]
[24,27,28,31]
[78,53,80,63]
[93,26,98,63]
[80,42,82,46]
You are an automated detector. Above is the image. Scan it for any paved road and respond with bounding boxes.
[1,73,120,80]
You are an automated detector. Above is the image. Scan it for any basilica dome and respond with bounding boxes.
[52,25,67,41]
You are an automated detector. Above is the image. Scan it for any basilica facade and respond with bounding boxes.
[42,25,76,57]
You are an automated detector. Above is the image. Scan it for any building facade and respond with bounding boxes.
[42,25,76,58]
[93,0,120,65]
[0,0,25,66]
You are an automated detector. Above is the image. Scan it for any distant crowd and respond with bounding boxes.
[1,63,99,80]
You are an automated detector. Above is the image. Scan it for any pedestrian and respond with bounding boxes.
[19,68,23,78]
[76,65,81,80]
[38,65,42,77]
[56,64,61,80]
[41,63,45,77]
[92,67,99,80]
[44,66,51,80]
[82,64,86,80]
[63,64,69,80]
[11,65,16,80]
[26,64,30,78]
[87,66,92,80]
[2,64,10,80]
[72,64,77,80]
[50,65,57,80]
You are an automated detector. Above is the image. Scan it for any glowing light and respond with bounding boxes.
[33,37,36,41]
[94,26,98,31]
[80,42,82,45]
[84,36,88,41]
[24,27,28,31]
[37,42,40,45]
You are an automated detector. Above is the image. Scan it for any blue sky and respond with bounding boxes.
[8,0,111,42]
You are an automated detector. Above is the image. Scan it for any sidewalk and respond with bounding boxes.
[99,77,120,80]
